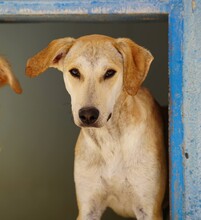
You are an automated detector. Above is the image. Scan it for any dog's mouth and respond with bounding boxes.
[79,122,100,128]
[107,113,112,122]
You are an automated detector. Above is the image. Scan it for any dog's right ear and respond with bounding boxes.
[26,37,75,77]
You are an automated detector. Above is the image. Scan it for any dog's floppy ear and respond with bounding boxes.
[0,57,22,94]
[115,38,153,96]
[26,37,75,77]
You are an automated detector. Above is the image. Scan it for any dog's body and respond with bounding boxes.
[75,88,166,220]
[0,56,22,93]
[26,35,167,220]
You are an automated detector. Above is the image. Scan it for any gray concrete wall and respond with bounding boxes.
[0,22,167,220]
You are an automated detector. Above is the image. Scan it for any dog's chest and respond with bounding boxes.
[92,127,143,216]
[84,123,145,177]
[77,123,150,217]
[91,127,142,175]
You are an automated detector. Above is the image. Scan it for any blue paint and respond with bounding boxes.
[0,1,170,17]
[169,1,185,219]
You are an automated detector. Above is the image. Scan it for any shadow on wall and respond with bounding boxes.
[0,21,167,220]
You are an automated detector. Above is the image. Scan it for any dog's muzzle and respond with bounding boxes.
[79,107,99,126]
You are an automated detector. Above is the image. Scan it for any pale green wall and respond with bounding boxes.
[0,22,167,220]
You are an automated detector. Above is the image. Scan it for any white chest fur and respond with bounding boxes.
[75,121,157,217]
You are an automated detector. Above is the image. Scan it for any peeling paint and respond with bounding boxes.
[0,1,170,17]
[192,0,196,12]
[168,1,184,219]
[183,0,201,219]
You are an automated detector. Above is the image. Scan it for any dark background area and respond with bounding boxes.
[0,21,168,220]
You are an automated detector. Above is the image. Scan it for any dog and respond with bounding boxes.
[26,34,167,220]
[0,56,22,94]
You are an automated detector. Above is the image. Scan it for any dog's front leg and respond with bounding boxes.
[75,172,106,220]
[75,164,106,220]
[76,204,104,220]
[134,205,163,220]
[76,192,106,220]
[135,212,163,220]
[75,132,107,220]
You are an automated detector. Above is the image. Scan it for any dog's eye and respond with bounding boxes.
[104,69,116,80]
[69,68,80,78]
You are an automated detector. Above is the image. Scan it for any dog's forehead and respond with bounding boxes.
[66,38,122,66]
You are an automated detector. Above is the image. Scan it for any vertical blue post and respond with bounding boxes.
[169,1,184,219]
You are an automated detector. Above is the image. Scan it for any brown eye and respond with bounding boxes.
[104,69,116,80]
[69,68,80,78]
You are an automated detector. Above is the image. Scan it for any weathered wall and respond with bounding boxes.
[183,0,201,219]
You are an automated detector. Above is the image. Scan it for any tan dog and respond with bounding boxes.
[0,57,22,94]
[26,35,167,220]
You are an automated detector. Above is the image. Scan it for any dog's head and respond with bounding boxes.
[26,35,153,128]
[0,57,22,94]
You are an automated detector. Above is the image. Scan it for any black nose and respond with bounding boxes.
[79,107,99,125]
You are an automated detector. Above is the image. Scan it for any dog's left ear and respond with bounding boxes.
[0,57,22,94]
[115,38,153,96]
[26,37,75,77]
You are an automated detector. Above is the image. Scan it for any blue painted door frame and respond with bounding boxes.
[0,1,201,219]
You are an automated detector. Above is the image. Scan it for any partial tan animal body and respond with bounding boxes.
[0,57,22,94]
[26,35,167,220]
